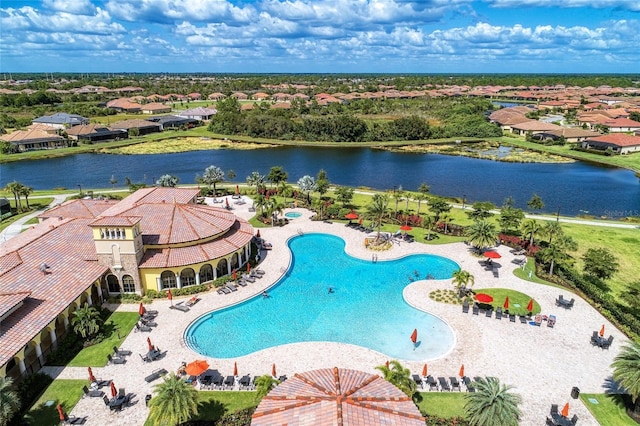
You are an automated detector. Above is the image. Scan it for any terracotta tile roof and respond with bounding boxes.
[1,129,64,143]
[602,118,640,128]
[39,199,118,220]
[511,121,562,131]
[587,134,640,147]
[252,367,424,426]
[110,119,161,130]
[0,291,31,319]
[90,216,141,227]
[100,187,199,215]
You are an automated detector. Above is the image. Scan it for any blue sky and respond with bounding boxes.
[1,0,639,73]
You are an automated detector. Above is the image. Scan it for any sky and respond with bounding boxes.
[1,0,640,74]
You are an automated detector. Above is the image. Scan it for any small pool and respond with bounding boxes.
[186,233,458,360]
[284,211,302,218]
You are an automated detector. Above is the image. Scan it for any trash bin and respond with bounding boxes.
[145,394,152,406]
[571,387,580,399]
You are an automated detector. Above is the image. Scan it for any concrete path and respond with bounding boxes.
[0,194,68,241]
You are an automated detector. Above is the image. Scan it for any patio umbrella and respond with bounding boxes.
[110,382,117,398]
[400,224,412,231]
[526,299,534,312]
[247,263,251,273]
[167,289,173,306]
[57,404,66,422]
[138,302,145,316]
[475,293,494,303]
[272,363,277,377]
[561,403,569,417]
[235,185,239,195]
[256,230,261,238]
[88,367,96,383]
[359,218,363,225]
[232,269,237,281]
[185,360,209,376]
[345,211,359,220]
[147,337,153,351]
[422,364,428,377]
[225,198,229,208]
[385,360,390,368]
[503,296,510,310]
[233,362,238,376]
[599,324,605,337]
[459,365,465,378]
[410,329,418,344]
[483,251,501,259]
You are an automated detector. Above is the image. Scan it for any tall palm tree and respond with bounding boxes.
[392,189,405,217]
[156,174,179,187]
[543,221,563,245]
[246,171,265,194]
[521,219,541,248]
[538,235,578,276]
[19,185,33,210]
[0,377,20,426]
[148,373,199,426]
[254,375,280,402]
[71,303,102,339]
[297,175,316,204]
[464,377,522,426]
[452,269,474,295]
[611,341,640,417]
[415,193,428,215]
[4,181,23,214]
[365,194,389,242]
[464,219,497,251]
[200,165,225,193]
[440,214,453,234]
[279,181,293,205]
[375,360,416,397]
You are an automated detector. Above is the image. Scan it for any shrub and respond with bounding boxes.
[46,332,83,365]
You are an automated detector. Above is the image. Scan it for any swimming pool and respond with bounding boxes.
[284,211,302,218]
[185,233,459,361]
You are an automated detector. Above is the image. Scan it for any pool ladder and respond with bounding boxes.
[297,228,304,235]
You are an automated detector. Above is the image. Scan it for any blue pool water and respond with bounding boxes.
[185,233,459,361]
[284,211,302,218]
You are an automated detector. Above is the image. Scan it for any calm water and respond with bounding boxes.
[185,233,458,361]
[2,146,639,217]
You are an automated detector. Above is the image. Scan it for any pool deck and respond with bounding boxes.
[55,199,625,426]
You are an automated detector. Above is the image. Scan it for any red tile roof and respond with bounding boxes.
[587,134,640,147]
[252,367,424,426]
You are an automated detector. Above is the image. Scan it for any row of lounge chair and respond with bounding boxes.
[345,221,374,233]
[217,269,265,295]
[463,301,556,327]
[412,374,476,392]
[196,372,288,390]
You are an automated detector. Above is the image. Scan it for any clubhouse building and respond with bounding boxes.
[0,187,254,381]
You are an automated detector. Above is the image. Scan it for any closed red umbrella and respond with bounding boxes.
[247,263,251,273]
[235,185,239,195]
[561,403,569,417]
[88,367,96,383]
[225,198,229,208]
[232,269,237,281]
[233,362,238,376]
[272,363,277,377]
[503,296,510,310]
[483,251,501,259]
[526,299,534,312]
[599,324,605,337]
[385,360,390,368]
[475,293,493,303]
[138,302,145,316]
[147,337,153,351]
[57,404,66,421]
[400,224,412,231]
[422,364,428,377]
[110,382,117,398]
[345,211,359,220]
[359,218,363,225]
[256,230,261,238]
[459,365,465,378]
[410,329,418,344]
[167,289,173,306]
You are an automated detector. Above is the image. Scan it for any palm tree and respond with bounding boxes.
[19,184,33,210]
[279,181,293,205]
[156,174,179,187]
[4,181,23,214]
[415,193,428,215]
[246,171,266,194]
[464,377,522,426]
[464,220,498,251]
[543,221,563,245]
[452,269,474,296]
[148,373,199,426]
[422,214,436,241]
[392,188,405,217]
[611,341,640,418]
[365,194,389,242]
[267,166,288,188]
[0,377,20,426]
[254,375,280,402]
[297,175,316,204]
[199,165,225,193]
[375,360,416,397]
[71,303,102,339]
[521,219,541,248]
[440,214,453,234]
[538,234,578,276]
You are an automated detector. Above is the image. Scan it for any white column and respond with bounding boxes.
[195,273,201,285]
[176,275,182,289]
[35,343,44,365]
[63,315,69,328]
[50,328,58,349]
[86,292,93,306]
[156,277,162,291]
[227,259,232,275]
[19,359,26,375]
[96,284,103,301]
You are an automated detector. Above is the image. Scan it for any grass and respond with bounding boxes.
[66,312,139,367]
[472,288,541,316]
[580,393,639,426]
[23,379,86,426]
[416,392,467,418]
[0,198,54,232]
[513,257,560,287]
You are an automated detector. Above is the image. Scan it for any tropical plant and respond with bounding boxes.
[0,377,20,426]
[527,193,545,211]
[335,185,354,207]
[4,181,23,213]
[267,166,288,188]
[156,174,179,187]
[315,169,330,199]
[467,202,495,221]
[199,165,225,192]
[498,205,524,232]
[538,234,578,276]
[428,198,451,222]
[465,220,498,251]
[148,373,199,426]
[18,184,33,210]
[452,269,474,297]
[365,194,389,241]
[392,188,405,216]
[582,247,620,280]
[521,219,541,247]
[542,221,563,245]
[254,375,280,401]
[247,171,266,194]
[440,214,453,234]
[612,341,640,417]
[71,303,102,339]
[422,214,436,241]
[279,181,293,205]
[375,360,416,397]
[297,175,316,204]
[464,377,522,426]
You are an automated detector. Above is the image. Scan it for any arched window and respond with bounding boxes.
[199,264,213,283]
[106,274,120,293]
[122,275,135,293]
[180,268,196,287]
[230,253,239,270]
[160,270,177,289]
[216,258,228,278]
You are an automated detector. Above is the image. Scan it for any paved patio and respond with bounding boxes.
[52,199,624,425]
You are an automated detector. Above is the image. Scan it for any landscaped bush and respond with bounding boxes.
[423,414,470,426]
[17,373,54,414]
[46,332,83,365]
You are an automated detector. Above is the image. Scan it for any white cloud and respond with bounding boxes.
[487,0,640,12]
[43,0,95,15]
[1,6,124,34]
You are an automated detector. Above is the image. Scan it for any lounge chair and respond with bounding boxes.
[547,315,556,328]
[556,295,564,306]
[519,315,528,324]
[146,309,159,316]
[185,296,200,307]
[602,335,614,349]
[82,385,104,398]
[472,303,479,315]
[412,374,423,389]
[113,346,132,357]
[226,283,238,292]
[463,376,476,392]
[509,314,516,323]
[566,298,575,308]
[462,300,469,313]
[242,274,256,283]
[239,375,252,390]
[107,354,126,365]
[570,414,578,425]
[217,286,231,295]
[135,323,152,333]
[140,353,151,363]
[437,377,451,391]
[485,308,493,318]
[62,414,87,425]
[551,404,558,415]
[170,303,190,312]
[236,279,247,287]
[224,375,235,389]
[495,307,502,320]
[254,269,265,275]
[450,377,462,391]
[534,314,543,326]
[140,318,157,327]
[425,376,438,391]
[145,368,168,383]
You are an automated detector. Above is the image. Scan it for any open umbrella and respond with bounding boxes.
[88,367,96,383]
[410,329,418,344]
[400,224,412,231]
[233,362,238,376]
[110,381,117,398]
[475,293,494,303]
[422,364,428,377]
[526,299,534,312]
[483,251,501,259]
[561,403,569,417]
[147,337,153,351]
[232,269,237,281]
[503,296,510,310]
[459,365,465,378]
[185,360,209,376]
[272,363,277,377]
[345,211,359,220]
[57,404,66,422]
[167,289,173,306]
[138,302,145,316]
[599,324,605,337]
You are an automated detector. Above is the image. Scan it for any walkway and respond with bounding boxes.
[0,194,68,241]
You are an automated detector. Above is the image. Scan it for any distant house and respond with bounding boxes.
[106,98,142,113]
[141,102,172,115]
[187,93,201,100]
[230,92,248,100]
[1,129,66,152]
[510,121,562,136]
[32,113,89,129]
[66,124,128,143]
[533,128,600,143]
[600,118,640,133]
[146,115,199,130]
[110,119,161,136]
[581,134,640,154]
[177,107,217,121]
[208,92,226,101]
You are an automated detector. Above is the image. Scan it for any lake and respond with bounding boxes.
[2,146,639,217]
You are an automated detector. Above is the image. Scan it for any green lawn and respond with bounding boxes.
[472,288,541,316]
[580,393,639,426]
[66,312,139,367]
[416,391,467,418]
[513,257,561,287]
[0,198,54,232]
[24,379,86,426]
